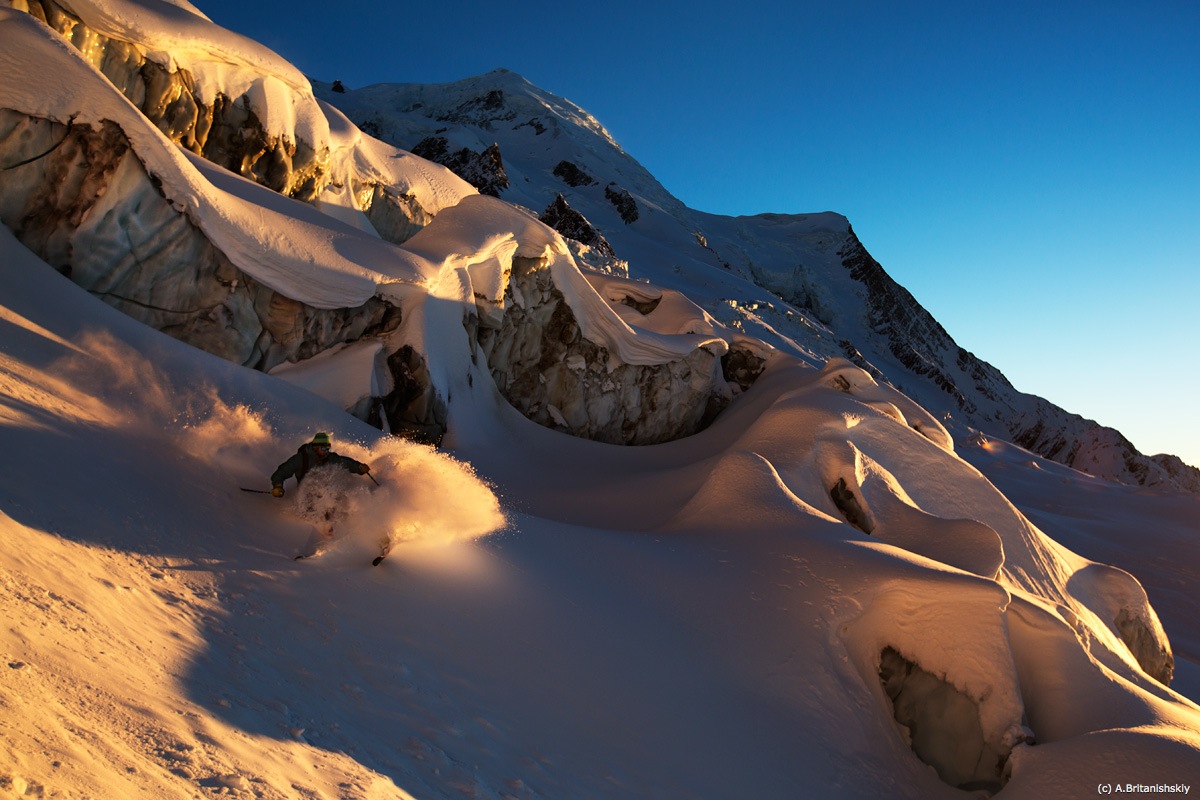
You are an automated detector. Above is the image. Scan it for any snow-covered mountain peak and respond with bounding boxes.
[348,68,622,150]
[319,69,686,220]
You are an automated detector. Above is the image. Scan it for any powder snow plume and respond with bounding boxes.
[50,330,277,473]
[278,441,507,566]
[49,330,505,557]
[168,381,508,557]
[328,436,508,550]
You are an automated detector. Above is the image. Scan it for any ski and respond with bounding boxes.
[294,543,327,560]
[372,535,393,567]
[293,528,335,561]
[293,535,391,565]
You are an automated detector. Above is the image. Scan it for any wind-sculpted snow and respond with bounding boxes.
[1066,562,1175,685]
[651,358,1192,790]
[0,108,405,367]
[11,0,330,198]
[443,346,1197,793]
[34,0,310,97]
[4,0,475,233]
[0,9,747,448]
[0,9,453,436]
[1,5,1199,797]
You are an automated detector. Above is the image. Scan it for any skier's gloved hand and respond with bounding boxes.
[357,464,371,474]
[271,485,285,497]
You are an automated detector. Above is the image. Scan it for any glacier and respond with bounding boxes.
[0,1,1198,798]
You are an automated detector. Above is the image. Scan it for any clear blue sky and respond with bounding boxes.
[198,0,1200,469]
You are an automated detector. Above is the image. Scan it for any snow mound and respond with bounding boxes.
[1066,562,1175,685]
[828,444,1006,578]
[841,575,1031,792]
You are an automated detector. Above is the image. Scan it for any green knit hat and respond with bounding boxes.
[311,432,331,447]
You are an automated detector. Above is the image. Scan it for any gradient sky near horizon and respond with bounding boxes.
[197,0,1200,469]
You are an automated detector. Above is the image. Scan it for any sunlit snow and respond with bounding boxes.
[0,2,1197,798]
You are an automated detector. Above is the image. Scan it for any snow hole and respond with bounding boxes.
[878,646,1012,794]
[1114,608,1174,685]
[830,477,873,534]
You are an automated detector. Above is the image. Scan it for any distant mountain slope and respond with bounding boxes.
[318,70,1200,493]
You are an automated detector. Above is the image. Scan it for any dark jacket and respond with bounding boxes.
[271,444,367,487]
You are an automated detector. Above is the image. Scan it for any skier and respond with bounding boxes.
[270,432,371,497]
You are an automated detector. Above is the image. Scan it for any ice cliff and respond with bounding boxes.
[0,3,750,446]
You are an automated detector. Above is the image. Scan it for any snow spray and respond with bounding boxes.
[51,330,506,554]
[331,437,508,550]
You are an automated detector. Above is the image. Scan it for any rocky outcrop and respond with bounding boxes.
[411,136,508,197]
[13,0,329,201]
[720,346,767,394]
[604,183,639,224]
[830,478,873,535]
[879,647,1014,793]
[1114,608,1174,686]
[473,255,728,445]
[1008,407,1200,493]
[539,194,614,258]
[553,160,596,188]
[371,345,446,445]
[436,88,515,129]
[1149,454,1200,494]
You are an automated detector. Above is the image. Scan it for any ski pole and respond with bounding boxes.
[240,487,273,494]
[367,472,381,487]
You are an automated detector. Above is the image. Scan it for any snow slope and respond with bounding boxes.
[1,2,1199,798]
[4,218,1199,798]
